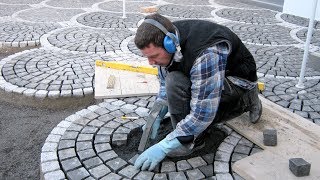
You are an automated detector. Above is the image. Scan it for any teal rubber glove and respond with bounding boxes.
[142,105,168,140]
[134,137,182,171]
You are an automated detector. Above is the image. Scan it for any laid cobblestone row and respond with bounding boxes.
[296,28,320,47]
[47,27,133,53]
[76,12,144,29]
[215,8,279,24]
[246,44,320,78]
[165,0,211,5]
[0,48,109,98]
[0,0,43,4]
[0,4,31,17]
[280,13,320,29]
[223,22,299,45]
[40,96,262,180]
[98,1,157,13]
[0,21,61,47]
[158,4,215,19]
[16,7,85,23]
[214,0,263,9]
[45,0,103,8]
[259,76,320,123]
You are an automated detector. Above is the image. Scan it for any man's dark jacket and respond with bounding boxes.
[170,20,257,82]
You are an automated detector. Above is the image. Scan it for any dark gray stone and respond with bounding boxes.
[77,149,96,161]
[231,152,248,162]
[153,173,168,180]
[83,157,103,169]
[263,128,277,146]
[199,164,214,177]
[112,133,127,146]
[186,168,206,180]
[88,164,111,179]
[134,171,155,180]
[76,141,92,151]
[106,157,127,172]
[202,153,215,164]
[289,158,311,177]
[128,154,139,165]
[168,172,187,180]
[95,143,112,153]
[99,150,118,162]
[234,144,251,155]
[176,160,192,171]
[58,148,76,160]
[161,161,176,173]
[187,157,207,168]
[61,157,82,171]
[58,140,75,150]
[118,165,140,179]
[94,135,110,144]
[100,173,122,180]
[66,167,90,179]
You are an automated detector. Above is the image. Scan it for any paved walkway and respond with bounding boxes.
[0,0,319,179]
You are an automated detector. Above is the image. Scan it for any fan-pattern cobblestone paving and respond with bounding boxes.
[0,0,319,179]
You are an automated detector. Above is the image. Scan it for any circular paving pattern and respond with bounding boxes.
[296,28,320,47]
[164,0,210,5]
[98,1,157,13]
[15,7,85,23]
[47,27,133,53]
[216,8,279,24]
[76,12,144,29]
[246,45,320,78]
[0,4,31,17]
[40,97,262,179]
[224,22,299,45]
[0,48,105,98]
[0,0,43,4]
[45,0,103,8]
[280,13,320,29]
[0,21,61,47]
[214,0,262,9]
[259,77,320,122]
[158,4,215,19]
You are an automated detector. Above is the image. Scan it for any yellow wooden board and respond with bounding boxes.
[226,96,320,180]
[94,65,159,99]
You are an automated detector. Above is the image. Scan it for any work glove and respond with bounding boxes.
[142,105,168,140]
[134,137,182,171]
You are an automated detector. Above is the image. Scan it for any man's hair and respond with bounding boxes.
[134,13,175,49]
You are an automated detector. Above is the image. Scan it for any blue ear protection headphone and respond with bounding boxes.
[143,19,181,54]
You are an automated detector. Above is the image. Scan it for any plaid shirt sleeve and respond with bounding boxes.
[167,42,229,141]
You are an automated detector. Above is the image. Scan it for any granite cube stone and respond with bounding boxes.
[199,164,214,177]
[100,172,122,180]
[168,172,187,180]
[187,157,207,168]
[263,128,277,146]
[106,157,127,172]
[134,171,155,180]
[161,161,176,173]
[176,160,192,171]
[153,173,168,180]
[289,158,311,177]
[186,169,205,180]
[118,165,139,179]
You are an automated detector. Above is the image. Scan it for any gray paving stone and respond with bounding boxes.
[77,134,94,141]
[94,107,110,115]
[99,150,118,162]
[238,138,253,148]
[114,126,130,134]
[78,149,96,161]
[94,134,110,144]
[100,172,122,180]
[67,124,83,131]
[118,165,140,179]
[81,126,98,134]
[199,164,214,177]
[134,171,155,180]
[112,133,128,146]
[161,161,176,173]
[218,142,235,153]
[97,127,114,135]
[289,158,311,177]
[215,173,233,180]
[89,164,111,179]
[168,171,187,180]
[263,128,277,146]
[58,148,76,160]
[223,135,240,146]
[105,121,121,129]
[186,169,205,180]
[234,144,251,155]
[215,150,231,162]
[202,153,215,164]
[58,140,75,150]
[106,157,127,172]
[95,143,112,153]
[61,157,82,171]
[187,156,207,168]
[66,167,90,179]
[153,173,168,180]
[41,152,58,163]
[83,157,103,169]
[61,131,78,140]
[41,161,60,173]
[128,154,139,165]
[44,170,65,180]
[176,160,192,171]
[123,121,140,130]
[214,161,229,173]
[231,152,248,162]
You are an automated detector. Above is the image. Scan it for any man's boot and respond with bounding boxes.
[247,86,262,123]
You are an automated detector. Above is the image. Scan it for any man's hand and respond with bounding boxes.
[142,105,168,140]
[134,137,182,171]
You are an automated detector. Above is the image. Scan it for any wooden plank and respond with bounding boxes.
[94,65,159,99]
[226,96,320,179]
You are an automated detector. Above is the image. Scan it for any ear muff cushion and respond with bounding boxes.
[163,33,177,54]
